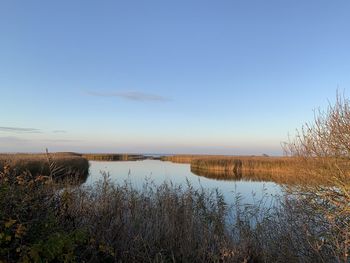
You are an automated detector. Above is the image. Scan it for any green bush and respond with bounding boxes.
[0,165,88,262]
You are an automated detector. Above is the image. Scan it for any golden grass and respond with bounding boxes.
[0,153,89,178]
[162,154,347,185]
[162,154,296,172]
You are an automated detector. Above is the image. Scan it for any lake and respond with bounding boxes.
[85,159,282,206]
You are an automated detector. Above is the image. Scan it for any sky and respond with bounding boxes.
[0,0,349,155]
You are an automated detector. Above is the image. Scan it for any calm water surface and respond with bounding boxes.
[85,160,281,205]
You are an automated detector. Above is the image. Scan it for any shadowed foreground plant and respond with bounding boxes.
[2,163,350,262]
[61,174,236,262]
[283,91,350,262]
[0,165,89,262]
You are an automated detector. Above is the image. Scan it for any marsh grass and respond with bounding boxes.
[164,155,304,184]
[0,152,89,179]
[0,152,145,179]
[1,163,349,262]
[191,159,243,175]
[82,153,145,161]
[161,155,211,163]
[190,164,338,186]
[163,155,297,173]
[191,167,283,184]
[68,174,235,262]
[165,155,348,185]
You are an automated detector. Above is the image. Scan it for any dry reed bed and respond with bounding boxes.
[1,169,347,262]
[82,153,145,161]
[162,155,298,173]
[163,155,350,185]
[0,153,89,178]
[190,157,303,184]
[191,157,297,174]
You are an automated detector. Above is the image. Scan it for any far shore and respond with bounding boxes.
[0,152,312,184]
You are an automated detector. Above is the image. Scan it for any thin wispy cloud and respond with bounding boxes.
[0,136,29,143]
[0,126,42,133]
[43,139,83,143]
[0,136,81,144]
[86,90,171,102]
[53,130,67,133]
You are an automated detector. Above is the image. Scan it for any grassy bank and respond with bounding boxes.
[0,153,89,179]
[1,167,349,262]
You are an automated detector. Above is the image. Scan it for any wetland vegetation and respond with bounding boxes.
[0,152,89,179]
[81,153,145,161]
[1,93,350,262]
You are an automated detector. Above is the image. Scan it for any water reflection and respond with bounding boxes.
[191,167,243,181]
[191,167,331,186]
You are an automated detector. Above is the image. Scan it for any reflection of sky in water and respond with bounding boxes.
[85,160,281,205]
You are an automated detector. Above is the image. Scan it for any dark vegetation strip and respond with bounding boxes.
[0,152,148,178]
[81,153,145,161]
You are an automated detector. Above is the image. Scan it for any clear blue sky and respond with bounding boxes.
[1,0,349,155]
